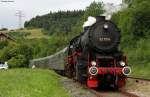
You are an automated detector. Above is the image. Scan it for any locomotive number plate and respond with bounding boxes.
[99,37,111,42]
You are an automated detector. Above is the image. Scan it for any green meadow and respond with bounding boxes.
[0,69,69,97]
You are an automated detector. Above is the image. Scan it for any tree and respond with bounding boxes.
[112,0,150,39]
[0,28,8,31]
[83,1,105,20]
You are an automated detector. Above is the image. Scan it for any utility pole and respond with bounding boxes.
[15,10,25,29]
[1,25,4,29]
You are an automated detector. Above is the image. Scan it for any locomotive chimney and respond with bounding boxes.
[84,26,90,32]
[95,16,105,22]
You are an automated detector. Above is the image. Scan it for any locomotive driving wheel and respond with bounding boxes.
[75,61,87,84]
[65,64,74,78]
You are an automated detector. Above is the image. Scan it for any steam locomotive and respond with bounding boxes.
[65,16,131,88]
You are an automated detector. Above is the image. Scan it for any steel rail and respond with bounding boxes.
[119,89,140,97]
[128,76,150,82]
[72,79,140,97]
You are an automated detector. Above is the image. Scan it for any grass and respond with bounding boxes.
[16,28,49,39]
[0,69,69,97]
[130,63,150,79]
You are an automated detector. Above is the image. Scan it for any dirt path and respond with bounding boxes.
[126,79,150,97]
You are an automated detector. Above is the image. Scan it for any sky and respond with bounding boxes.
[0,0,122,29]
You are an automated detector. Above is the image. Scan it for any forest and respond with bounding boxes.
[24,10,84,35]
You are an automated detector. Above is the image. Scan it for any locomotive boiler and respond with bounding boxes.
[65,16,131,88]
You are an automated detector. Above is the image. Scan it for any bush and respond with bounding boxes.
[134,39,150,63]
[8,55,27,68]
[0,41,33,68]
[0,41,8,49]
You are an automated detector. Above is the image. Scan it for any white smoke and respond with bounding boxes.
[102,3,128,19]
[83,16,96,28]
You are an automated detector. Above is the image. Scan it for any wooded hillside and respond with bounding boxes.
[24,10,84,35]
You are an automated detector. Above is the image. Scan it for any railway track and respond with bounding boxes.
[89,89,140,97]
[73,81,104,97]
[81,85,103,97]
[77,76,150,97]
[62,78,140,97]
[88,89,102,97]
[128,76,150,82]
[81,83,140,97]
[119,89,140,97]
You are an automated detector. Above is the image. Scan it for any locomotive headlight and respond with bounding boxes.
[104,24,109,29]
[89,67,98,76]
[120,61,126,66]
[91,61,96,66]
[122,66,131,76]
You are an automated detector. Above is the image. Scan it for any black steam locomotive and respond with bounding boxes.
[65,16,131,88]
